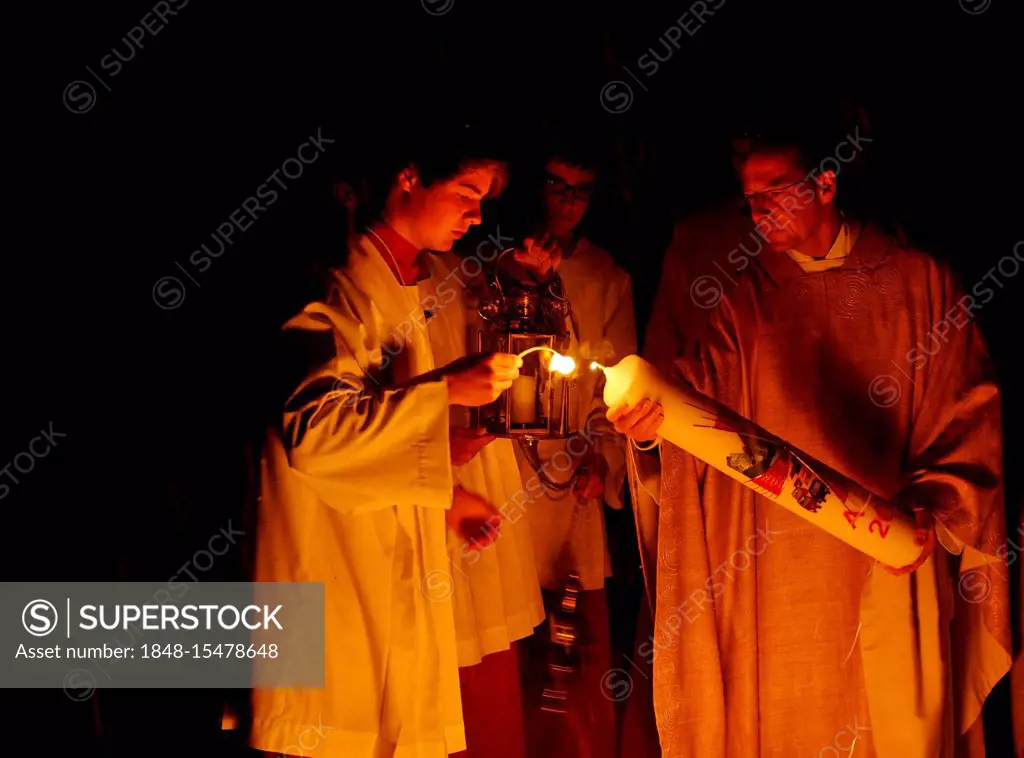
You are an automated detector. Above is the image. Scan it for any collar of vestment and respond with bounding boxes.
[346,234,426,329]
[366,222,432,284]
[786,221,852,272]
[758,219,894,286]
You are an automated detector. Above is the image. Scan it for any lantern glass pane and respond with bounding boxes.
[507,334,553,434]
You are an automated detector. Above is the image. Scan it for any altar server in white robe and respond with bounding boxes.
[250,140,521,758]
[509,140,637,758]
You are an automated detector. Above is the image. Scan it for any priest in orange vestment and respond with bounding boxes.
[638,126,1011,758]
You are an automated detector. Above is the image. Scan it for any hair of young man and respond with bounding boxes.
[355,123,510,228]
[546,146,599,174]
[542,132,603,176]
[414,155,509,198]
[415,120,509,194]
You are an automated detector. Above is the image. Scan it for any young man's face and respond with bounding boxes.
[740,147,832,253]
[541,159,596,238]
[406,164,503,252]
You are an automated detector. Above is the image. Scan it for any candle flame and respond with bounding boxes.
[550,353,576,375]
[516,345,578,375]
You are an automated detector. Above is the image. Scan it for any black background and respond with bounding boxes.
[5,0,1023,754]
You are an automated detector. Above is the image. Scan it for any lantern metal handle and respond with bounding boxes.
[488,247,517,299]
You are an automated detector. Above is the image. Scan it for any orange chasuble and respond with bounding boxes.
[652,221,1010,758]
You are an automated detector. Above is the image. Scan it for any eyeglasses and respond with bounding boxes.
[543,173,595,203]
[742,178,809,212]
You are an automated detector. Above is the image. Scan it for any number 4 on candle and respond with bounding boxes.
[844,508,865,530]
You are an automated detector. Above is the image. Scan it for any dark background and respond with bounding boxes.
[5,0,1022,754]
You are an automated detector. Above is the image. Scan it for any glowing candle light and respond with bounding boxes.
[549,353,576,375]
[595,355,926,569]
[507,346,576,430]
[518,345,575,371]
[516,346,577,376]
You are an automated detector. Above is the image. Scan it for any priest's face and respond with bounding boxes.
[542,159,595,238]
[405,164,505,252]
[740,147,831,253]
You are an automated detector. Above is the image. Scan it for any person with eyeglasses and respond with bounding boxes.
[504,130,643,758]
[643,111,1009,758]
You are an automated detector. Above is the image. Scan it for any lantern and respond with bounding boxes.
[473,251,588,704]
[473,252,578,441]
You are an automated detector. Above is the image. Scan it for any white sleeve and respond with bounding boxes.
[279,293,453,515]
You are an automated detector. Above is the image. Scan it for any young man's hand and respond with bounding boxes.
[571,451,608,500]
[447,486,502,550]
[607,399,665,444]
[450,427,495,466]
[442,352,522,407]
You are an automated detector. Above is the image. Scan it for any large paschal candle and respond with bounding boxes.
[595,355,926,569]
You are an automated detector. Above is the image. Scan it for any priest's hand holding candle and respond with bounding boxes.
[883,506,937,576]
[606,398,666,445]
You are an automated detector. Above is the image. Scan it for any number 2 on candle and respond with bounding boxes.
[869,519,890,538]
[868,503,894,539]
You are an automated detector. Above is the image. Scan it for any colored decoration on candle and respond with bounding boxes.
[511,375,538,424]
[597,355,925,569]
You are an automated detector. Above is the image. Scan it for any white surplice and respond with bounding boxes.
[251,234,464,758]
[514,238,637,591]
[422,251,545,666]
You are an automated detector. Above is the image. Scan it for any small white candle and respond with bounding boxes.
[510,375,538,424]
